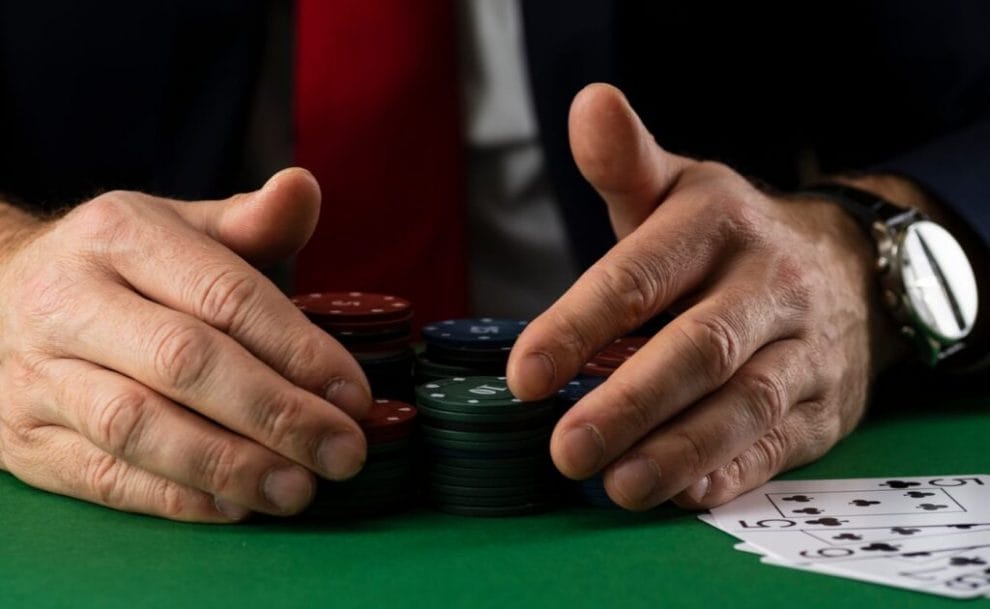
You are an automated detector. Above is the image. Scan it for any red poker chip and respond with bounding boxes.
[594,336,649,366]
[346,336,413,356]
[581,359,616,378]
[315,312,414,335]
[596,336,649,361]
[292,292,412,322]
[364,426,414,444]
[362,399,417,430]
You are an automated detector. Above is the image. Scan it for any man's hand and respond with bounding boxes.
[508,84,904,511]
[0,168,371,522]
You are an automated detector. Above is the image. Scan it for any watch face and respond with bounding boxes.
[898,221,979,343]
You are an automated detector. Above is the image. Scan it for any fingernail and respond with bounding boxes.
[560,425,606,476]
[214,496,251,521]
[611,456,662,507]
[262,467,313,514]
[518,352,556,397]
[325,379,370,419]
[317,432,366,480]
[685,475,711,504]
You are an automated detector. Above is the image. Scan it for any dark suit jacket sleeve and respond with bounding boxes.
[880,117,990,250]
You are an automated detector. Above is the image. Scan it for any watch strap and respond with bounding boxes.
[798,183,920,232]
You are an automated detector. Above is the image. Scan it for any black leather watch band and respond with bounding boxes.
[798,183,920,232]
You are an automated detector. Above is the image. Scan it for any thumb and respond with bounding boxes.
[569,83,691,239]
[169,167,322,266]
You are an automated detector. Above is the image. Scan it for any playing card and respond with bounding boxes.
[732,525,990,566]
[709,476,990,533]
[704,475,990,562]
[760,544,990,598]
[697,474,990,597]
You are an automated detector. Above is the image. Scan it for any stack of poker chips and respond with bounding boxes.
[292,292,415,401]
[580,336,648,378]
[415,376,559,516]
[555,375,617,508]
[415,318,528,381]
[306,399,418,516]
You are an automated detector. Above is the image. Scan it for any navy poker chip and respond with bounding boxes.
[421,318,528,349]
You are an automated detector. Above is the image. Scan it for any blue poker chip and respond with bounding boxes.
[557,375,606,405]
[422,318,528,349]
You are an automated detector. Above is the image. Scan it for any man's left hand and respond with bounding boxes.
[508,83,904,511]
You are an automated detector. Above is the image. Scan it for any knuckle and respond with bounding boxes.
[670,429,712,475]
[155,478,187,519]
[151,320,215,392]
[86,451,127,506]
[735,369,789,431]
[678,314,740,386]
[70,191,138,241]
[253,394,306,449]
[279,331,332,389]
[544,306,595,362]
[752,428,790,475]
[692,458,749,508]
[592,255,667,321]
[95,390,151,458]
[770,254,813,314]
[194,267,260,334]
[193,438,238,493]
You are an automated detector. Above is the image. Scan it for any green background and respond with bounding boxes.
[1,381,987,609]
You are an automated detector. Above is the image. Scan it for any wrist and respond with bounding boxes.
[0,201,46,267]
[788,193,911,374]
[799,176,986,372]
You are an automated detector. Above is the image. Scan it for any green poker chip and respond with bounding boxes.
[430,454,552,470]
[419,424,553,443]
[415,376,552,414]
[415,399,556,425]
[433,502,552,517]
[419,434,550,453]
[429,471,547,489]
[428,481,546,498]
[431,462,554,479]
[429,493,552,508]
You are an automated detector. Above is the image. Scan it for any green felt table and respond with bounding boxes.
[1,382,987,609]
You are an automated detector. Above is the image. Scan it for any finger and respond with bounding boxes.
[169,167,321,267]
[671,402,841,510]
[599,339,825,511]
[35,357,316,516]
[60,283,367,482]
[508,184,739,400]
[568,83,692,239]
[80,185,371,420]
[545,255,811,479]
[7,423,241,522]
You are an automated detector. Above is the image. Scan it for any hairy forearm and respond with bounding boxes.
[0,201,44,264]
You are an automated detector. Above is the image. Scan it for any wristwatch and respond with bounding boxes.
[800,183,979,366]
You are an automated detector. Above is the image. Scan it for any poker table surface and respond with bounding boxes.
[1,378,987,609]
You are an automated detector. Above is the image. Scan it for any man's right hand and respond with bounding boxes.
[0,168,371,522]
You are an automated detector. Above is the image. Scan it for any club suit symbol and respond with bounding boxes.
[881,480,921,489]
[891,527,921,535]
[861,543,900,552]
[950,557,987,567]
